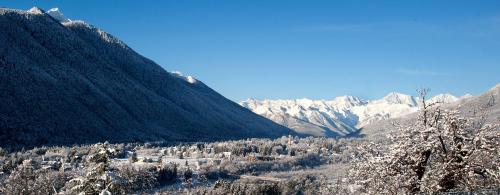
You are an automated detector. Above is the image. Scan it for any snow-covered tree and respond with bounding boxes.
[347,89,499,193]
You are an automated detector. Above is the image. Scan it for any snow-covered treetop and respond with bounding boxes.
[346,99,499,194]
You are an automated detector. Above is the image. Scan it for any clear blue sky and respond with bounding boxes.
[3,1,500,101]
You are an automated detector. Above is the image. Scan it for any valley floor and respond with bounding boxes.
[0,134,497,194]
[0,136,365,194]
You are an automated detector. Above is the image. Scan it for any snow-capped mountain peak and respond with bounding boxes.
[28,7,44,14]
[240,92,465,137]
[46,8,71,23]
[382,92,417,106]
[330,96,367,108]
[427,93,459,104]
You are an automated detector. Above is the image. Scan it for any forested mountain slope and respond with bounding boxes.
[0,8,294,148]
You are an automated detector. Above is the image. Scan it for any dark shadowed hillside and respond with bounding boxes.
[0,8,294,148]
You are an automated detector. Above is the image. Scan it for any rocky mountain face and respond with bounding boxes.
[241,92,467,137]
[0,8,294,148]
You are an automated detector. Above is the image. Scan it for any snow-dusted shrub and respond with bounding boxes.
[347,90,500,194]
[128,151,138,163]
[252,182,281,195]
[31,171,68,193]
[157,163,177,184]
[0,148,6,156]
[0,159,68,195]
[86,151,109,164]
[292,153,322,169]
[279,175,333,195]
[199,165,225,181]
[169,174,336,195]
[182,168,193,183]
[31,147,47,156]
[115,165,157,192]
[61,162,157,194]
[177,151,184,159]
[141,157,154,163]
[108,143,127,159]
[62,162,109,194]
[61,143,119,194]
[0,157,18,174]
[197,176,329,195]
[218,153,322,176]
[271,145,285,155]
[192,179,281,195]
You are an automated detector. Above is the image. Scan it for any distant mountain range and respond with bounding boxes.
[240,91,475,137]
[0,7,294,148]
[361,84,500,139]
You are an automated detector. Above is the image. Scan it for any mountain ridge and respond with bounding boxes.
[241,92,468,137]
[361,84,500,140]
[0,7,294,148]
